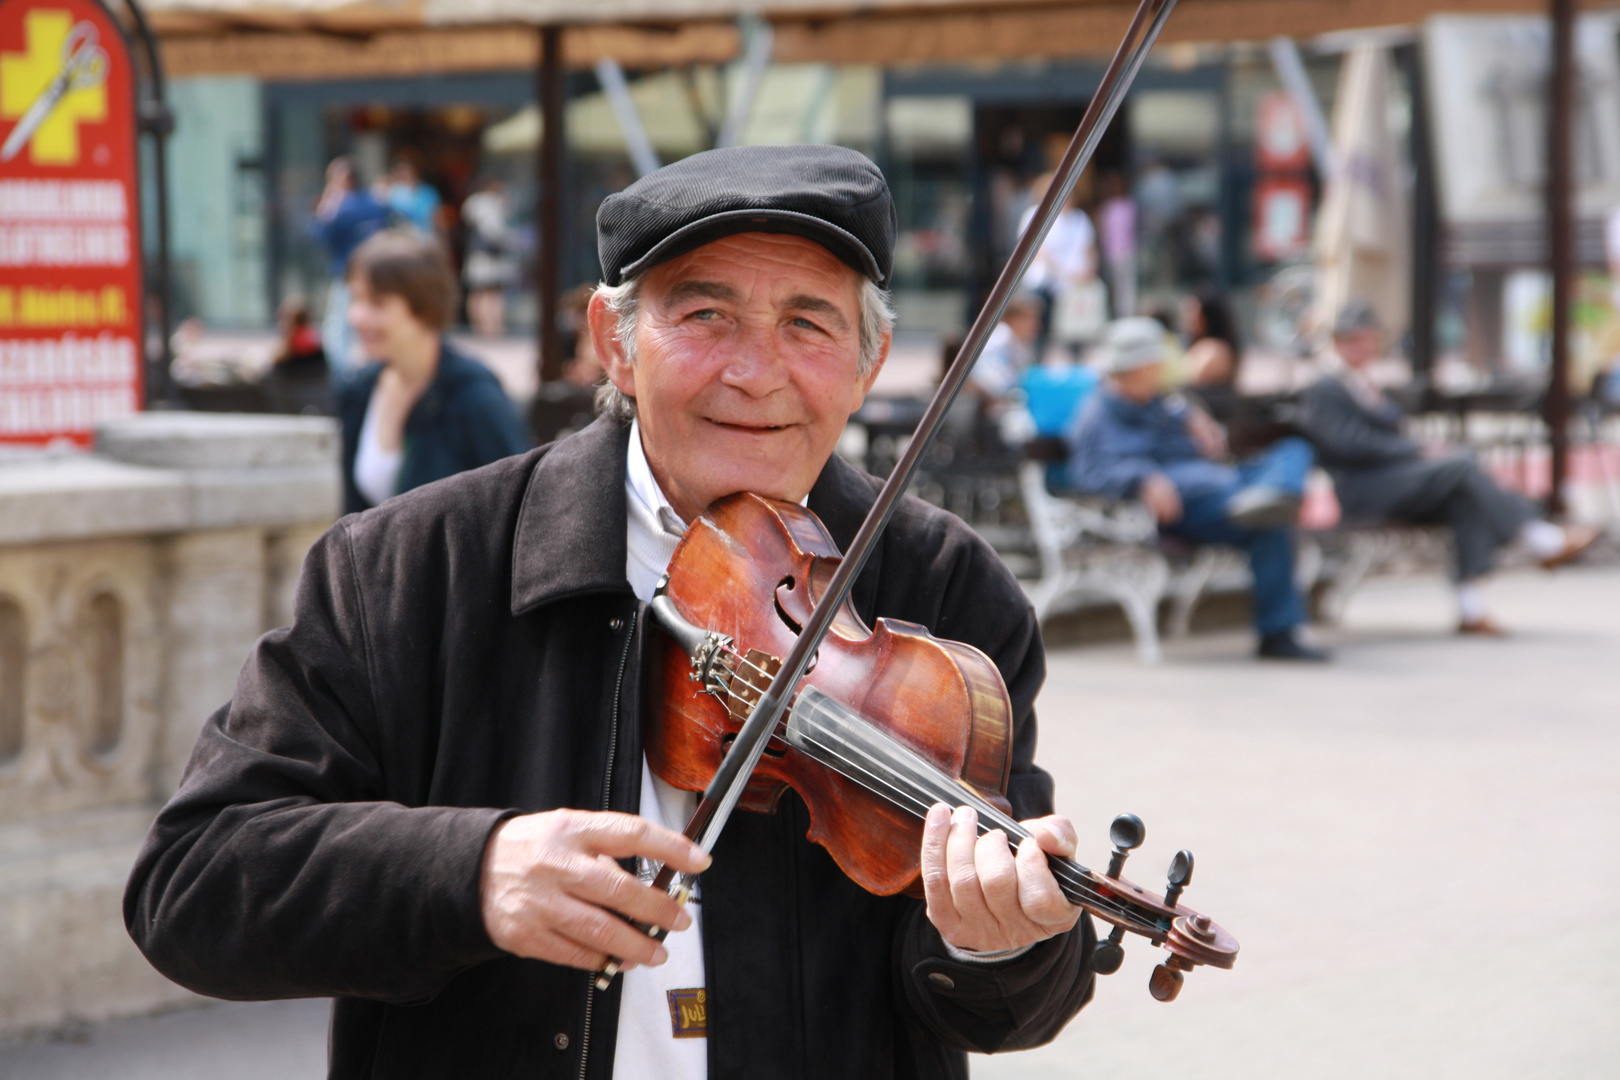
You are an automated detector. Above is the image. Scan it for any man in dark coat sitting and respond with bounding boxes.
[125,146,1095,1080]
[1298,301,1600,635]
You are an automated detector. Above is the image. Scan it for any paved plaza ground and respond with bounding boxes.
[3,564,1616,1079]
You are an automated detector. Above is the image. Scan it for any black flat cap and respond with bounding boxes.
[596,145,896,288]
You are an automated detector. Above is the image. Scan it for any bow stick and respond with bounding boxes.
[599,0,1181,989]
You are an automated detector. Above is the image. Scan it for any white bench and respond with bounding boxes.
[1015,461,1454,662]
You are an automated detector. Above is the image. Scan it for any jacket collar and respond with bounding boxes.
[511,415,636,615]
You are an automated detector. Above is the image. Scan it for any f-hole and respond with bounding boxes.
[773,576,802,634]
[771,578,819,674]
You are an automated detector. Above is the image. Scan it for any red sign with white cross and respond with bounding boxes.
[0,0,143,445]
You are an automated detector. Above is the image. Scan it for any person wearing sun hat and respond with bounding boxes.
[1066,316,1328,660]
[128,144,1095,1079]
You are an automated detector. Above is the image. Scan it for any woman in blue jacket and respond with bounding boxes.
[338,231,530,514]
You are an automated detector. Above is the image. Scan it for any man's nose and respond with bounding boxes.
[719,324,791,397]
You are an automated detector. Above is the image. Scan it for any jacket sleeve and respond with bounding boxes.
[1064,400,1159,499]
[887,515,1096,1052]
[123,521,514,1004]
[1298,378,1419,467]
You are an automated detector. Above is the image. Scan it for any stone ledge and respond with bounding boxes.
[95,413,339,471]
[0,413,342,544]
[186,466,340,531]
[0,458,189,544]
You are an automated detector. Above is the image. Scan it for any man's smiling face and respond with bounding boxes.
[593,231,886,523]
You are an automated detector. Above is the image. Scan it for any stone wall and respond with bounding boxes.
[0,414,340,1038]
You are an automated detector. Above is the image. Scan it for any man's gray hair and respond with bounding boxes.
[593,273,896,421]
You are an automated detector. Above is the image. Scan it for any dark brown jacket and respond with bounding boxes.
[125,416,1093,1080]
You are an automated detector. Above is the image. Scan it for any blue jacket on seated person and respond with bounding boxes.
[1065,386,1315,639]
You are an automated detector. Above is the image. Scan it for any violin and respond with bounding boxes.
[642,493,1237,1001]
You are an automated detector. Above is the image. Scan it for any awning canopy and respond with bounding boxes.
[145,0,1606,80]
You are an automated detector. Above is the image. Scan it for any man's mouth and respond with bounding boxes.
[709,419,789,433]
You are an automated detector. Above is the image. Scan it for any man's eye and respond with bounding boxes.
[690,308,721,321]
[790,317,820,331]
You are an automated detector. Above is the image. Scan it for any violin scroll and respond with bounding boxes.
[1088,816,1238,1001]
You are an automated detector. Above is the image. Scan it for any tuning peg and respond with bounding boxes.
[1091,924,1127,975]
[1149,955,1191,1002]
[1163,850,1194,909]
[1104,813,1145,878]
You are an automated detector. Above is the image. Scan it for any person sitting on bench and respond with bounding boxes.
[1298,301,1601,636]
[1065,317,1327,661]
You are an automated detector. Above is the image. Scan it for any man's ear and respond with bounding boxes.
[587,290,636,397]
[853,328,891,407]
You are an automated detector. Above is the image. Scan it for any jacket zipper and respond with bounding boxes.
[578,607,636,1080]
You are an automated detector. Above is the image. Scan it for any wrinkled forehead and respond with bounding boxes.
[640,232,863,315]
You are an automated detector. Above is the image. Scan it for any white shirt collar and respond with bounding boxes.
[624,420,687,603]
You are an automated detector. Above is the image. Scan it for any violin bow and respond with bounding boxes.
[600,0,1181,988]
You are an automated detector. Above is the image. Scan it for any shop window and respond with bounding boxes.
[84,593,123,758]
[0,598,23,765]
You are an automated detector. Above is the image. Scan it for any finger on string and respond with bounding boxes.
[1017,836,1080,929]
[973,827,1025,933]
[919,802,953,916]
[1023,814,1078,858]
[945,806,992,923]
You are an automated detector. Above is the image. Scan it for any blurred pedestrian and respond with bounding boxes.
[969,289,1040,410]
[264,295,330,415]
[1019,172,1102,360]
[1098,171,1137,319]
[378,155,442,237]
[1182,289,1242,416]
[271,294,327,379]
[339,231,528,513]
[1297,301,1601,635]
[1607,203,1620,313]
[462,179,518,336]
[310,156,389,377]
[1181,290,1292,459]
[1066,317,1326,660]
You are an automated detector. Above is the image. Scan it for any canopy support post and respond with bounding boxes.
[537,23,565,385]
[1545,0,1574,517]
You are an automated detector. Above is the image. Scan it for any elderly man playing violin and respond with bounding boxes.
[126,146,1094,1080]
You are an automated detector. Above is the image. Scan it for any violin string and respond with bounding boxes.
[688,642,1163,932]
[787,704,1151,926]
[787,718,1157,931]
[784,696,1159,931]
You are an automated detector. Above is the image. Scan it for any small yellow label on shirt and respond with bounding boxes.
[666,988,707,1038]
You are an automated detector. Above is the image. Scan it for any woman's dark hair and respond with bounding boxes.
[347,230,459,330]
[1191,287,1242,360]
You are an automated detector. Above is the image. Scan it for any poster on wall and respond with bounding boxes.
[0,0,142,446]
[1425,13,1620,226]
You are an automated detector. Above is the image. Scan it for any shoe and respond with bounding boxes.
[1257,630,1331,661]
[1457,616,1509,637]
[1225,486,1303,529]
[1539,525,1601,570]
